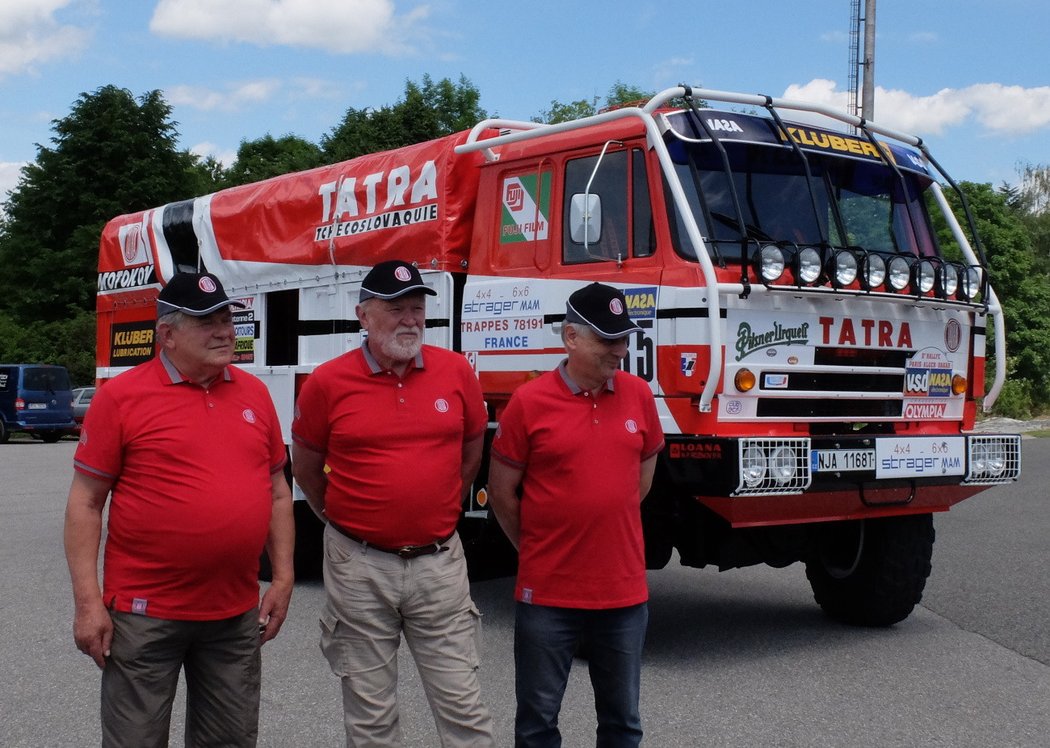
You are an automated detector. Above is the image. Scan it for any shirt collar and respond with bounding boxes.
[361,341,426,375]
[158,350,232,385]
[557,359,615,395]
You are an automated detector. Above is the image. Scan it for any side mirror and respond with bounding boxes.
[569,193,602,246]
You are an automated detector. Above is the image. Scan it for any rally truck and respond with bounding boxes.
[94,85,1021,626]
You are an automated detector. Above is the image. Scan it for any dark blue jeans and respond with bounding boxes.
[514,602,648,748]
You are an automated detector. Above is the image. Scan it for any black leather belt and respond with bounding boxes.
[329,522,454,559]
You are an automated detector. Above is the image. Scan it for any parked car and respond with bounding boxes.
[71,386,95,428]
[0,364,77,443]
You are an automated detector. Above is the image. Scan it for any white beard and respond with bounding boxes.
[378,328,422,362]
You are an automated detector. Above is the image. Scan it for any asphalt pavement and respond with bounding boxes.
[2,435,1048,746]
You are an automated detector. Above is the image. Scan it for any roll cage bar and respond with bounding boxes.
[454,85,1006,413]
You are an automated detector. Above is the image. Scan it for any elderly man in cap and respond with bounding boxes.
[64,271,295,747]
[488,282,665,748]
[292,259,494,747]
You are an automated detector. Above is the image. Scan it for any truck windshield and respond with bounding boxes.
[666,138,940,263]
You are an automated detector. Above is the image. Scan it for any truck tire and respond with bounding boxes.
[805,514,934,627]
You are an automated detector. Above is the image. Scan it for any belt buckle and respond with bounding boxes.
[397,545,420,559]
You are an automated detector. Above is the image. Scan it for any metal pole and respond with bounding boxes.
[862,0,876,120]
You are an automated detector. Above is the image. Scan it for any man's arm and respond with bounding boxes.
[291,442,328,522]
[486,458,524,550]
[259,470,295,643]
[460,433,484,501]
[640,454,658,501]
[63,472,114,670]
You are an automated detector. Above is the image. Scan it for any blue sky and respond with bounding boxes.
[2,1,1049,207]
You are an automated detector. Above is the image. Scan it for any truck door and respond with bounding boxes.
[558,144,660,388]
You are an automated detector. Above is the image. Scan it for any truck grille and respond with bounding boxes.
[751,347,908,421]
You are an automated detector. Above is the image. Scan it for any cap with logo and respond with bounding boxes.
[156,272,246,317]
[359,260,437,302]
[565,282,641,339]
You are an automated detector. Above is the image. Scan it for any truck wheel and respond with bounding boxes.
[805,514,934,627]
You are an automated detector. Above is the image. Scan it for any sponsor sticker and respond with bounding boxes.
[875,437,965,479]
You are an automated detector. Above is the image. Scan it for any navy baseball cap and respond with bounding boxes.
[359,260,437,302]
[565,283,641,339]
[156,272,245,317]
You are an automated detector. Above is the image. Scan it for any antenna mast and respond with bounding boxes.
[848,0,876,122]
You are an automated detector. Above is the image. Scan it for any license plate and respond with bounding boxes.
[811,449,875,472]
[27,403,47,410]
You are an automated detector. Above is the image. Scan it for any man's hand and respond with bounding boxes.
[73,597,113,669]
[258,578,293,643]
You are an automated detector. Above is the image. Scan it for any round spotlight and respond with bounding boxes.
[888,256,911,291]
[970,441,989,475]
[952,374,967,395]
[797,247,822,284]
[769,445,797,485]
[862,254,887,289]
[734,368,756,392]
[985,441,1007,477]
[938,263,959,298]
[832,250,858,286]
[757,245,786,282]
[962,266,982,300]
[742,445,767,487]
[915,259,935,293]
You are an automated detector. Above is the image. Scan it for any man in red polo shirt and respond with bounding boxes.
[64,271,294,747]
[488,282,664,748]
[292,260,494,747]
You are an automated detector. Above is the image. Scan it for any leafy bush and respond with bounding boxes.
[987,378,1033,420]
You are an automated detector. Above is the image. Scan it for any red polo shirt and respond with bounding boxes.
[73,354,286,621]
[292,344,487,547]
[492,363,664,609]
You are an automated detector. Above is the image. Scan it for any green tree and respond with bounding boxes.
[222,134,324,188]
[1008,163,1050,263]
[934,181,1050,415]
[322,75,486,162]
[0,85,218,382]
[533,82,666,124]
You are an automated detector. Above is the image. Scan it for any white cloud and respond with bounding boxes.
[190,142,238,168]
[0,1,90,78]
[782,78,1050,139]
[0,161,27,205]
[166,79,282,112]
[150,0,431,55]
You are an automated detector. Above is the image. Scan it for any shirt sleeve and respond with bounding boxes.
[290,370,329,453]
[261,388,288,473]
[459,357,488,441]
[72,382,123,482]
[490,389,529,469]
[639,383,665,459]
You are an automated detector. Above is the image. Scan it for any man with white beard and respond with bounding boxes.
[292,260,495,747]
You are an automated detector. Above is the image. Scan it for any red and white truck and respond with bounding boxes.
[95,86,1021,626]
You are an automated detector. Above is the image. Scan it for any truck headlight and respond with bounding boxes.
[769,445,798,485]
[741,445,767,487]
[888,256,911,291]
[797,247,822,285]
[862,254,886,289]
[832,250,858,286]
[915,259,935,293]
[757,245,785,282]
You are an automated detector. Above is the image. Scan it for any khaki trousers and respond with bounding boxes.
[320,525,494,747]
